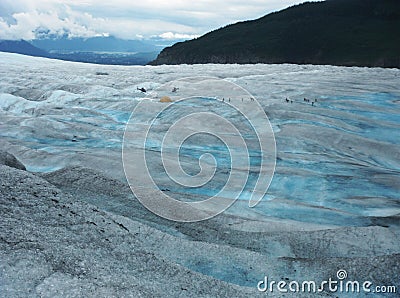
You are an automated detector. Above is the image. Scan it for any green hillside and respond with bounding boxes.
[150,0,400,68]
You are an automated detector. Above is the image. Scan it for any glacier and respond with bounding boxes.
[1,53,399,225]
[0,52,399,296]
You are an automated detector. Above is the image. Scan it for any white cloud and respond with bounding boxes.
[159,32,199,40]
[0,9,108,40]
[0,0,323,40]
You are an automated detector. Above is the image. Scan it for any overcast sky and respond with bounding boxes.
[0,0,321,41]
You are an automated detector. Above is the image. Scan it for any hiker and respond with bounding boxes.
[172,87,179,93]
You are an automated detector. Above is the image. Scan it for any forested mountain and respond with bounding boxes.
[151,0,400,68]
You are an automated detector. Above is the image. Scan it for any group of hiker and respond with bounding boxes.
[137,86,319,107]
[285,97,318,106]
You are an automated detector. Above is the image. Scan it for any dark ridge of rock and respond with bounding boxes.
[40,166,131,198]
[11,88,48,102]
[0,150,26,170]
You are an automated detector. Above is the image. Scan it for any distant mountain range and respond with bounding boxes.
[31,36,161,53]
[150,0,400,68]
[0,40,50,58]
[0,37,162,65]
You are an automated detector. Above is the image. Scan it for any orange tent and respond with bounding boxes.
[160,96,172,103]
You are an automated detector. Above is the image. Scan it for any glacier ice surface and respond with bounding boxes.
[0,52,399,227]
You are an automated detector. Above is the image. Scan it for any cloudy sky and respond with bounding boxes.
[0,0,320,41]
